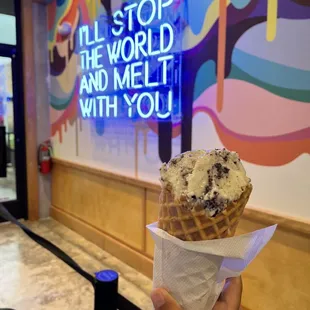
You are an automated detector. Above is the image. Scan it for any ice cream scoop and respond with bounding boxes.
[160,149,251,216]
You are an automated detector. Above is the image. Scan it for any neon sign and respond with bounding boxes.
[78,0,182,121]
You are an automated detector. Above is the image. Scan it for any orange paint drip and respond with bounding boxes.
[216,0,227,113]
[75,119,79,157]
[58,128,63,143]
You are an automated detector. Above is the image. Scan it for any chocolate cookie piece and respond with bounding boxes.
[181,167,191,177]
[213,163,230,179]
[223,167,230,174]
[203,197,218,212]
[205,186,211,194]
[204,172,213,195]
[170,158,179,166]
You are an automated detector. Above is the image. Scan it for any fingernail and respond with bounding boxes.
[151,290,166,308]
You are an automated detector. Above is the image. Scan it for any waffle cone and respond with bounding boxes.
[158,184,252,241]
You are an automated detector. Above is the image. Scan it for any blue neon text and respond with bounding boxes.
[78,0,181,120]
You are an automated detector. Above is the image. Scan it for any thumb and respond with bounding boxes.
[151,288,182,310]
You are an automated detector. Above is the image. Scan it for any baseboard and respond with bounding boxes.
[50,205,154,278]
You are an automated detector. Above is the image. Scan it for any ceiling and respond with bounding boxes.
[0,1,14,16]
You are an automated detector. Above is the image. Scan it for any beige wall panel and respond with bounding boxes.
[51,159,310,310]
[145,190,160,257]
[52,163,145,250]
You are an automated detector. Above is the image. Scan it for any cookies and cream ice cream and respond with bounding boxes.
[160,149,251,217]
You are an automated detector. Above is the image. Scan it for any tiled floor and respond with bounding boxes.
[0,167,16,201]
[0,218,153,310]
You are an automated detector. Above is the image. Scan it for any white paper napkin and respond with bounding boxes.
[147,222,277,310]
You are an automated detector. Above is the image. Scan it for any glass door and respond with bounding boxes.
[0,43,27,221]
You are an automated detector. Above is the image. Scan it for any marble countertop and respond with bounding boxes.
[0,218,153,310]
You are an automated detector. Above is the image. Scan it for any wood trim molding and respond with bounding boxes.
[52,157,161,192]
[52,158,310,237]
[21,0,39,220]
[243,207,310,237]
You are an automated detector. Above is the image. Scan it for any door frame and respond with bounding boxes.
[0,43,28,220]
[0,0,42,222]
[17,0,40,220]
[1,0,40,221]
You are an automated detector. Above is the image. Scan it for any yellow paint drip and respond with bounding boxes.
[92,0,97,21]
[86,0,99,21]
[266,0,278,42]
[182,0,230,51]
[50,48,54,64]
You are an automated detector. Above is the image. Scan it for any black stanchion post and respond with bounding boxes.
[94,270,119,310]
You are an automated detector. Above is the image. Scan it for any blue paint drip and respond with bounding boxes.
[231,0,252,10]
[184,0,214,35]
[194,60,217,100]
[57,0,66,6]
[95,118,105,136]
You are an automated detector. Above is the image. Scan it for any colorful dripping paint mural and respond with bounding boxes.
[48,0,310,218]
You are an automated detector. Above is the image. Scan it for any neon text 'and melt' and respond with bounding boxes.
[78,0,179,120]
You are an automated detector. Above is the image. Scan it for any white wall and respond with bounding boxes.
[33,3,51,219]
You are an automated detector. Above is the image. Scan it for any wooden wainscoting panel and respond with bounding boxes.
[52,163,145,251]
[51,163,64,209]
[236,218,310,310]
[53,158,310,238]
[145,190,160,257]
[51,159,310,309]
[51,205,153,278]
